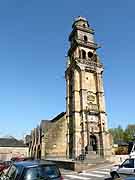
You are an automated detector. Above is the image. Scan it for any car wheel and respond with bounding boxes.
[112,172,120,180]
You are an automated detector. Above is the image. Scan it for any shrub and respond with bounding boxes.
[115,146,128,155]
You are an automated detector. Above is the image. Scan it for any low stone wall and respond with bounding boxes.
[0,147,29,161]
[46,159,98,172]
[46,155,130,171]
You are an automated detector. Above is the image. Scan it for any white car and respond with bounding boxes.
[110,158,135,179]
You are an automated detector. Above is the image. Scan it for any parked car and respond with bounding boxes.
[1,160,63,180]
[11,157,34,162]
[110,158,135,179]
[3,161,12,169]
[0,161,11,177]
[0,162,5,173]
[128,142,135,158]
[0,161,11,173]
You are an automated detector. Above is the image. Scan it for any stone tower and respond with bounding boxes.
[65,17,111,160]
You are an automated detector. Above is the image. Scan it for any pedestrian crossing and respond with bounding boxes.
[63,168,111,180]
[65,175,90,180]
[92,170,109,175]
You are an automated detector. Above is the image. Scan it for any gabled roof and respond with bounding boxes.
[0,138,27,147]
[51,112,66,122]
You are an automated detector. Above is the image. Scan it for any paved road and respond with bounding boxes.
[61,164,113,180]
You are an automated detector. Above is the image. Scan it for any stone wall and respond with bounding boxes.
[0,147,29,161]
[44,114,67,159]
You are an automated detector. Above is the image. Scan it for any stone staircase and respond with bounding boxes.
[85,151,97,160]
[84,151,110,164]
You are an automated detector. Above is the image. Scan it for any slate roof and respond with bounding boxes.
[0,138,27,147]
[51,112,66,122]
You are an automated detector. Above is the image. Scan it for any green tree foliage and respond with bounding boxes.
[125,125,135,141]
[109,124,135,143]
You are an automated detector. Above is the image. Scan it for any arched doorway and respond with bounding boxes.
[37,146,41,159]
[90,135,97,152]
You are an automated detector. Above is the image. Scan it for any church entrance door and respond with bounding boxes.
[90,135,97,152]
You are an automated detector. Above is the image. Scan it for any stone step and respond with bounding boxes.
[85,151,99,160]
[83,157,110,164]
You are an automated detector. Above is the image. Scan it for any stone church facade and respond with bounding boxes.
[28,17,112,161]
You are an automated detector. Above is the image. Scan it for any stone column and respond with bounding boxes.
[96,71,110,157]
[66,75,70,159]
[72,69,82,159]
[80,69,87,155]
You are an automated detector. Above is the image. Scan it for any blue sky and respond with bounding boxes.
[0,0,135,138]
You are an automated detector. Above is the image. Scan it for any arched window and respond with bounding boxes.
[88,51,93,58]
[84,35,88,42]
[81,50,86,59]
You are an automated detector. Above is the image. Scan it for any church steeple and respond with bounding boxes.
[65,17,111,160]
[67,16,101,69]
[69,16,95,44]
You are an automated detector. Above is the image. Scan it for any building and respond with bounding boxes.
[28,112,67,160]
[28,16,112,161]
[0,137,28,161]
[65,16,112,160]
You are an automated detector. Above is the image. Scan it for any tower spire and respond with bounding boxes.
[65,17,111,160]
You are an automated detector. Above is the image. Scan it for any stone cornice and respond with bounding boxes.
[68,39,99,56]
[69,26,94,41]
[75,58,103,68]
[76,39,98,49]
[96,91,104,94]
[71,110,81,113]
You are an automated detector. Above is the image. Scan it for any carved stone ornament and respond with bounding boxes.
[87,95,95,102]
[87,115,98,123]
[87,91,95,103]
[77,58,102,68]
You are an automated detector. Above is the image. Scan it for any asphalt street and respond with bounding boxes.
[61,164,113,180]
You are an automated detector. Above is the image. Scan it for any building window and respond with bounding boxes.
[84,35,88,42]
[88,51,93,58]
[81,50,86,59]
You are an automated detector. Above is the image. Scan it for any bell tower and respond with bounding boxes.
[65,17,111,160]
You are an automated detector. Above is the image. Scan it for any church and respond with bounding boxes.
[28,16,112,161]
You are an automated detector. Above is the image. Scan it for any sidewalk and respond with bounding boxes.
[60,168,77,175]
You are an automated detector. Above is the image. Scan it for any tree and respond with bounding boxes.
[109,125,124,143]
[109,124,135,143]
[124,125,135,142]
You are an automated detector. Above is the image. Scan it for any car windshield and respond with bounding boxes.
[121,159,134,168]
[24,165,60,180]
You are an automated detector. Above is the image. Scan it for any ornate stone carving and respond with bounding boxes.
[76,58,103,69]
[87,91,95,103]
[87,115,98,123]
[87,103,98,112]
